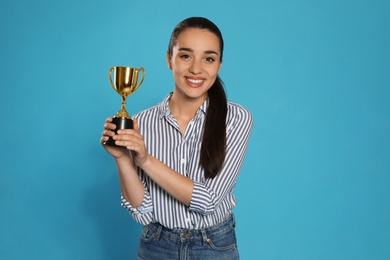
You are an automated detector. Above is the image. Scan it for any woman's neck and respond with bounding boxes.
[169,91,207,134]
[170,92,206,117]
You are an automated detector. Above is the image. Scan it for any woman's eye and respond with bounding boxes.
[180,54,190,59]
[205,57,215,62]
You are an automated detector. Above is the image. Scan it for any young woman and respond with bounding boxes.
[101,17,253,259]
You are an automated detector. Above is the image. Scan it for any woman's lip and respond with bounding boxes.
[186,77,205,87]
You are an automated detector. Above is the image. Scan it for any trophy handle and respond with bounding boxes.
[108,66,116,91]
[134,67,145,92]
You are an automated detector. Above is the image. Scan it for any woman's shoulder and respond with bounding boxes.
[227,101,253,120]
[226,101,254,130]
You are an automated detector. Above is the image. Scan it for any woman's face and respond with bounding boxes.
[167,28,222,102]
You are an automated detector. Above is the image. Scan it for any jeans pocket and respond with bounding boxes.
[207,228,237,251]
[140,225,156,243]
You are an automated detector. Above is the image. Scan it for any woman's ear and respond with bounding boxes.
[166,51,172,70]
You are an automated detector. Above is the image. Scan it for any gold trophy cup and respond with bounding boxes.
[104,66,145,146]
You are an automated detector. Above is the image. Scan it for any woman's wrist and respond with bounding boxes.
[136,153,152,169]
[114,150,132,163]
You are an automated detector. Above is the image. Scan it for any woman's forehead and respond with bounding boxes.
[174,28,221,52]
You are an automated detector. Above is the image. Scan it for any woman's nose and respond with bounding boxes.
[189,59,202,74]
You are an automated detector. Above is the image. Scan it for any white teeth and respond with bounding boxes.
[187,78,203,84]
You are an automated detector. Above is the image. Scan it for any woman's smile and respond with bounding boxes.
[186,76,205,87]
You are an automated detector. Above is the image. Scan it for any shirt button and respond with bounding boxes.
[181,158,186,164]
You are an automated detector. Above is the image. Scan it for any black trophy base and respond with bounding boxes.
[104,117,133,146]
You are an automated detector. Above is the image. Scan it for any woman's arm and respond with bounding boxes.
[114,153,145,208]
[114,119,195,206]
[101,117,145,208]
[139,155,194,206]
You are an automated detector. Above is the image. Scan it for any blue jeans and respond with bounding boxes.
[137,215,239,260]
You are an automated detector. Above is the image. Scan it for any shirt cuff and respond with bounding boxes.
[189,181,216,215]
[121,193,153,214]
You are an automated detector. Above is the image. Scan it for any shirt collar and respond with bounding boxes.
[158,92,209,119]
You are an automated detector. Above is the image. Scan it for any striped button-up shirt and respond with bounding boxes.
[122,93,253,229]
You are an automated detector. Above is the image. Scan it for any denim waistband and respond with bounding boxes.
[145,214,236,244]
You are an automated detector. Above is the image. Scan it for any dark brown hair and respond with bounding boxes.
[167,17,227,179]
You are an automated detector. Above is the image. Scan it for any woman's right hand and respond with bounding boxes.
[100,117,129,159]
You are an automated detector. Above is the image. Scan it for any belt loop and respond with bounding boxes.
[201,229,208,246]
[155,224,163,240]
[232,213,236,227]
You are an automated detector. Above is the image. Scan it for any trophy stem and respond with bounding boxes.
[114,96,131,119]
[121,96,127,111]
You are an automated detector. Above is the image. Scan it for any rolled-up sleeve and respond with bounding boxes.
[188,105,253,215]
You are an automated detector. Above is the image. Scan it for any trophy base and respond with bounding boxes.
[104,117,133,146]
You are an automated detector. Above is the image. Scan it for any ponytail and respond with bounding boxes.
[200,76,227,179]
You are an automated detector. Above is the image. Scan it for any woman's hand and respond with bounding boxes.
[100,117,129,159]
[101,117,149,165]
[114,119,149,167]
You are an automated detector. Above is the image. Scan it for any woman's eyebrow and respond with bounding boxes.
[178,47,193,52]
[204,50,219,55]
[178,47,219,55]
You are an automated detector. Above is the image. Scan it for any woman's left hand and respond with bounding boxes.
[115,119,149,167]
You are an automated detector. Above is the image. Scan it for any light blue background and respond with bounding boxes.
[1,0,389,259]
